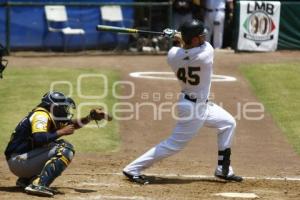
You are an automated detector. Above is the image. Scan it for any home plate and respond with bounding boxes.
[214,192,259,198]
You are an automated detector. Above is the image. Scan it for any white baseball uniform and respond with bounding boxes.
[124,41,237,177]
[204,0,230,49]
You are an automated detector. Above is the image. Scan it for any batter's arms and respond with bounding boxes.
[173,32,185,47]
[162,29,184,47]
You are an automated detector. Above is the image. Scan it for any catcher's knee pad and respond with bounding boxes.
[55,139,75,151]
[55,139,75,165]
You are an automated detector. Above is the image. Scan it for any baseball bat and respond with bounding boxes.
[96,25,163,35]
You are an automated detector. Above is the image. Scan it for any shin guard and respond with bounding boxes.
[33,140,75,187]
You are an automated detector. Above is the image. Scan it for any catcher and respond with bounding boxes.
[4,91,112,197]
[0,43,8,79]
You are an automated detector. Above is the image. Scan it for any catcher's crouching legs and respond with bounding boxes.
[25,139,75,197]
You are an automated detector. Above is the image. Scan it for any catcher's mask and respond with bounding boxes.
[0,44,8,79]
[41,91,76,122]
[179,19,207,45]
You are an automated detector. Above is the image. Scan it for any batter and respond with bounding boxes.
[123,19,243,184]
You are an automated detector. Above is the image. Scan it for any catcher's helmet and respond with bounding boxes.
[0,44,8,79]
[179,19,207,45]
[41,91,76,121]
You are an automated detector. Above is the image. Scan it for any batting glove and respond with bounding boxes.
[163,28,177,38]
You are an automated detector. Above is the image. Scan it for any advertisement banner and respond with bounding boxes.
[237,1,281,51]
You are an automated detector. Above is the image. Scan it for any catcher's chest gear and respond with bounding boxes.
[4,107,57,159]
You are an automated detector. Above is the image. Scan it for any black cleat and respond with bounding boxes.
[215,174,243,182]
[123,171,150,185]
[16,178,31,189]
[25,184,54,197]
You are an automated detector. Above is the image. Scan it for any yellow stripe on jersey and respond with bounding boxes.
[31,111,50,133]
[30,107,57,133]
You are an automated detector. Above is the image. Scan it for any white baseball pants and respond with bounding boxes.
[204,10,225,49]
[123,95,236,176]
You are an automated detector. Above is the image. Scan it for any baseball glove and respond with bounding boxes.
[89,107,113,122]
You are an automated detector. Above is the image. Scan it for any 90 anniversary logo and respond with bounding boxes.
[243,2,276,46]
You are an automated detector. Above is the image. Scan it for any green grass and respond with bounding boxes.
[240,63,300,154]
[0,66,120,153]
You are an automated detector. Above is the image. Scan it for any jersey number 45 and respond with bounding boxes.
[177,67,200,85]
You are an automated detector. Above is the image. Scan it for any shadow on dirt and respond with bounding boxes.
[122,176,229,185]
[74,188,98,193]
[0,186,97,195]
[148,176,227,185]
[0,186,24,193]
[53,187,98,194]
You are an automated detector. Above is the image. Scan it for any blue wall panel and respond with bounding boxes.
[0,7,6,45]
[0,0,134,50]
[10,6,46,48]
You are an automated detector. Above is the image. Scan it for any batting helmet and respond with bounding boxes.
[179,20,207,45]
[41,91,76,121]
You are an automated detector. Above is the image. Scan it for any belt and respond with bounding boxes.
[205,8,225,12]
[184,94,208,103]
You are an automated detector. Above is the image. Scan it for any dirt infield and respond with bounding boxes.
[1,51,300,199]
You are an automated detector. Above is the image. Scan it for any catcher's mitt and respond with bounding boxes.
[89,107,113,122]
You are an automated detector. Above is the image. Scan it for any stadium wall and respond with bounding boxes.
[0,0,135,51]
